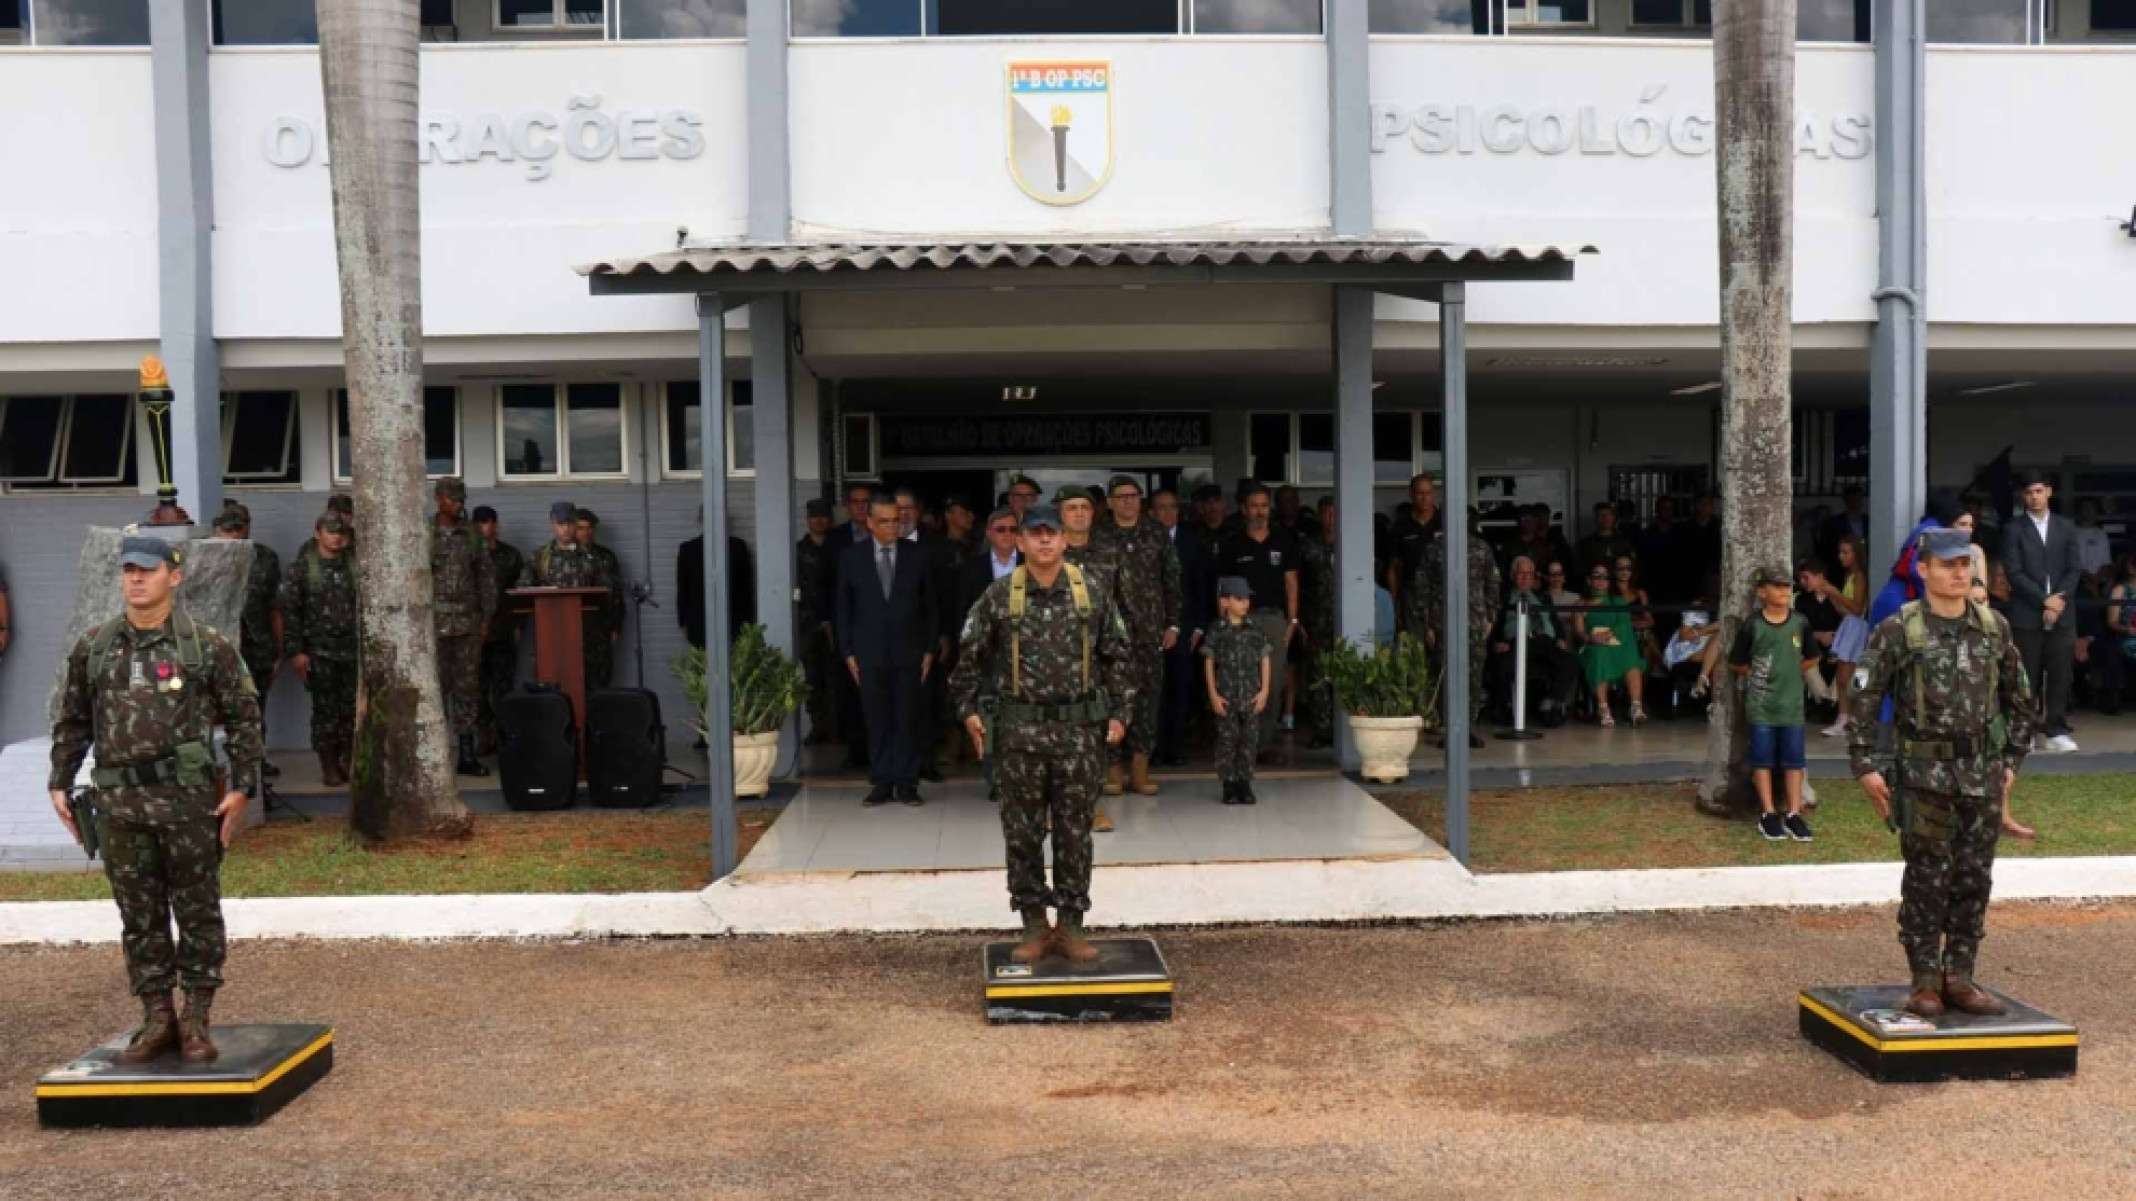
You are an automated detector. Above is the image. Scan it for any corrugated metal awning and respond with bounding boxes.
[578,238,1591,296]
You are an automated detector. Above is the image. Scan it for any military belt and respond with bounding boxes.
[1899,728,1992,760]
[91,757,184,789]
[994,695,1109,724]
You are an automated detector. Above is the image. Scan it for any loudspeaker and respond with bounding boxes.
[587,687,664,809]
[498,689,577,811]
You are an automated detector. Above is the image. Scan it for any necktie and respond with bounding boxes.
[878,545,895,599]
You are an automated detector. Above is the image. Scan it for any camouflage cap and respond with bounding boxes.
[434,476,467,500]
[549,501,578,524]
[1216,576,1253,600]
[326,493,354,514]
[1752,563,1793,589]
[317,510,353,536]
[212,500,251,531]
[1919,528,1976,561]
[1021,505,1063,532]
[118,535,181,570]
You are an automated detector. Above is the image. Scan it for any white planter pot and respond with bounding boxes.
[732,730,781,797]
[1347,714,1424,784]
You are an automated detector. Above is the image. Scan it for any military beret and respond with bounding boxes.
[1008,474,1040,492]
[118,535,181,570]
[1106,475,1142,497]
[1919,528,1976,561]
[1216,576,1253,600]
[1021,505,1063,531]
[471,505,498,523]
[804,497,833,519]
[549,501,578,523]
[1052,485,1095,507]
[212,500,251,531]
[434,476,467,500]
[575,508,599,525]
[1191,483,1223,503]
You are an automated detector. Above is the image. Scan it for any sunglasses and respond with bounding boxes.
[989,524,1016,533]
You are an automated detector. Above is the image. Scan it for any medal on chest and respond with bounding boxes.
[154,659,185,693]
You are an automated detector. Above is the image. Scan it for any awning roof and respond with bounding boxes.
[578,238,1590,298]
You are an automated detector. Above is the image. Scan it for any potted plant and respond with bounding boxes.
[1319,633,1437,783]
[673,624,808,797]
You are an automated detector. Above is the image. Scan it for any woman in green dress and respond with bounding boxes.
[1574,562,1647,726]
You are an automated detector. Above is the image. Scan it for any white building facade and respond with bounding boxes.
[1,0,2133,746]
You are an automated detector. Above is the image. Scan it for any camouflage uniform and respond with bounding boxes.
[1093,514,1184,755]
[529,541,612,690]
[480,538,525,748]
[431,519,498,737]
[237,542,282,699]
[587,541,625,689]
[1847,600,2035,990]
[796,533,839,739]
[49,611,263,995]
[281,545,361,768]
[1413,534,1503,727]
[949,564,1134,915]
[1297,534,1339,743]
[1200,619,1272,784]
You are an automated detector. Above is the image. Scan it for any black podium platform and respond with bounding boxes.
[983,937,1173,1024]
[37,1024,334,1128]
[1799,986,2076,1083]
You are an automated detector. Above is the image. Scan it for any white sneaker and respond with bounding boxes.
[2051,733,2079,753]
[1820,720,1848,738]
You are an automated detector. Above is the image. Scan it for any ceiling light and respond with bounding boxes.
[1670,380,1722,396]
[1955,381,2035,396]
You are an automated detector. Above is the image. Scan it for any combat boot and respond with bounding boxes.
[179,988,219,1063]
[1103,762,1124,796]
[1092,803,1115,833]
[319,752,347,789]
[457,734,491,778]
[1130,753,1159,796]
[1009,907,1054,965]
[1051,911,1101,965]
[1904,972,1946,1019]
[116,992,180,1064]
[1942,974,2007,1016]
[1237,779,1258,805]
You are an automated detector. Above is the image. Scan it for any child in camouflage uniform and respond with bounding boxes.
[1202,576,1273,804]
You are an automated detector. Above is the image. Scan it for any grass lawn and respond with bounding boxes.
[1379,773,2136,873]
[0,808,775,904]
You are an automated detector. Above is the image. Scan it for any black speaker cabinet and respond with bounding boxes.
[498,689,577,811]
[587,687,665,809]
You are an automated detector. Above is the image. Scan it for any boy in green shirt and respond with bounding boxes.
[1729,564,1822,841]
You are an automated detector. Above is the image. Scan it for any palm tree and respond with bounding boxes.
[1699,0,1800,816]
[317,0,471,840]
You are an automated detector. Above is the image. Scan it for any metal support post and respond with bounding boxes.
[751,296,799,777]
[149,0,220,522]
[1871,0,1928,569]
[1440,283,1472,866]
[1332,286,1377,772]
[700,296,738,880]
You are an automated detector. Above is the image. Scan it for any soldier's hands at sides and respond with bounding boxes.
[215,790,247,848]
[1105,719,1126,746]
[1251,690,1269,716]
[1858,772,1892,823]
[1162,628,1179,652]
[964,714,986,758]
[49,790,77,841]
[289,652,311,684]
[1211,695,1229,717]
[846,656,861,685]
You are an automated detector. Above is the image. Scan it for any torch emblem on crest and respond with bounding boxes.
[1008,61,1112,206]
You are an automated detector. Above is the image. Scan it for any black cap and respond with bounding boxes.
[1191,483,1223,503]
[804,498,833,519]
[471,505,498,523]
[118,535,181,569]
[945,493,975,513]
[1021,505,1062,532]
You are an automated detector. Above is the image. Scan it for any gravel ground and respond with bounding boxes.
[2,903,2133,1200]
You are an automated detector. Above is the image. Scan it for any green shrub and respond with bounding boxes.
[1318,633,1437,720]
[671,624,808,737]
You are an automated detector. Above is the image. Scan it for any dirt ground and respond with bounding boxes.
[3,904,2133,1200]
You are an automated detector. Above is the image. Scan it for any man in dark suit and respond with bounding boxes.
[836,490,940,804]
[1817,485,1870,570]
[824,481,876,770]
[2002,471,2082,751]
[1151,487,1205,766]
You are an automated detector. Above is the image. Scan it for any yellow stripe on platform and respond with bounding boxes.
[986,981,1174,1000]
[1799,995,2076,1054]
[36,1031,333,1099]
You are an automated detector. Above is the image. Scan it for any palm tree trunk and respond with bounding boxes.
[1699,0,1799,817]
[318,0,470,840]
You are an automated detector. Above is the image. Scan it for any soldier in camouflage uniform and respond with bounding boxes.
[48,536,263,1065]
[528,501,611,691]
[472,505,524,757]
[1848,528,2036,1019]
[574,508,625,689]
[951,505,1133,966]
[281,510,361,786]
[1296,497,1340,748]
[1093,475,1183,796]
[211,502,281,772]
[1412,517,1503,744]
[1057,484,1127,813]
[1202,576,1273,804]
[797,497,840,742]
[432,478,498,775]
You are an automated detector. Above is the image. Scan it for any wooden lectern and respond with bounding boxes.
[509,586,609,773]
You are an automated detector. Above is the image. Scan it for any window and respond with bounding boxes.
[496,0,603,30]
[933,0,1175,35]
[210,0,316,44]
[840,412,878,479]
[793,0,918,35]
[1191,0,1321,33]
[222,391,299,485]
[0,394,137,489]
[2,2,21,41]
[1249,413,1291,484]
[334,386,460,481]
[2091,0,2136,30]
[27,0,149,44]
[1298,413,1335,486]
[619,0,744,37]
[498,383,628,479]
[1927,0,2036,43]
[1373,412,1415,484]
[1798,0,1868,42]
[1630,0,1708,27]
[662,380,756,477]
[1370,0,1491,34]
[1507,0,1590,27]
